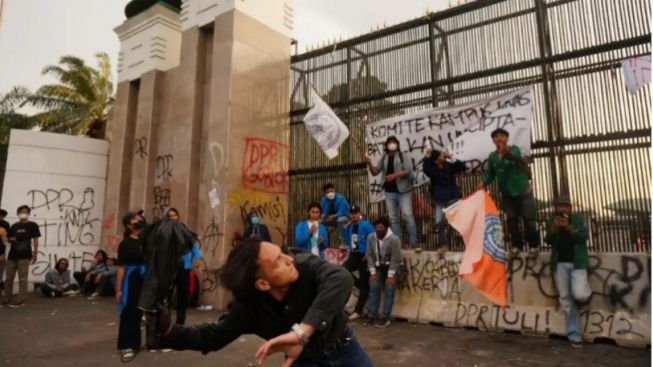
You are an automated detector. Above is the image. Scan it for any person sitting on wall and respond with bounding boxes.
[341,205,375,321]
[366,217,403,328]
[243,211,272,242]
[422,149,467,256]
[87,257,119,300]
[545,195,591,348]
[295,202,329,259]
[41,258,80,298]
[154,238,374,366]
[320,183,350,242]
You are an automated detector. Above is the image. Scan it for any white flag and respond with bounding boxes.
[622,55,651,95]
[303,89,350,159]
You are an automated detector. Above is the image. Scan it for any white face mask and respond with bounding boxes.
[18,213,29,220]
[387,143,398,152]
[326,192,336,200]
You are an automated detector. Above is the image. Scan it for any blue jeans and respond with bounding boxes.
[385,192,417,246]
[368,268,396,319]
[554,263,592,342]
[292,327,374,367]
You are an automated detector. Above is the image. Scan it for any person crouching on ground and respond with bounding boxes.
[295,202,329,259]
[155,238,374,366]
[41,258,80,297]
[366,217,403,328]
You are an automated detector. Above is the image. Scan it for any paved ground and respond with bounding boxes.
[0,294,649,367]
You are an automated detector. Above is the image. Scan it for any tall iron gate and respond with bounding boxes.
[288,0,651,253]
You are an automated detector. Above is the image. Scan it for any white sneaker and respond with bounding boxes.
[87,292,100,300]
[348,312,361,321]
[63,290,80,297]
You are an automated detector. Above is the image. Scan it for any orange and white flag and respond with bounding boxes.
[445,190,507,306]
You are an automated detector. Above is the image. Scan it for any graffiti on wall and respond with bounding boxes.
[241,138,289,194]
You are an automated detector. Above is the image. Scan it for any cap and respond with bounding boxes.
[350,205,361,213]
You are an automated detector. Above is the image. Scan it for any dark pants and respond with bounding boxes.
[118,271,143,350]
[95,275,116,296]
[41,283,79,297]
[174,267,190,325]
[292,328,373,367]
[501,191,540,250]
[343,252,370,315]
[73,271,87,289]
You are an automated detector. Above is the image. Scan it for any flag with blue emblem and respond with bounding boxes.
[445,190,507,306]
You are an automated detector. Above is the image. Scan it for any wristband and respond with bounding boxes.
[291,324,309,346]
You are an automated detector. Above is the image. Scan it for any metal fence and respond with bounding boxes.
[288,0,651,253]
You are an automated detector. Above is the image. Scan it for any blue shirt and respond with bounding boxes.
[182,243,202,270]
[320,193,350,218]
[342,219,375,254]
[294,221,329,259]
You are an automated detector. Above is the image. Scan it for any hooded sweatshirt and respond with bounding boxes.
[365,228,403,277]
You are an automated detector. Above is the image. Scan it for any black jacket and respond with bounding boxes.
[243,224,272,242]
[422,158,467,203]
[162,252,354,360]
[138,220,196,311]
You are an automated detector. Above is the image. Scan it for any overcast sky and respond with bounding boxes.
[0,0,453,94]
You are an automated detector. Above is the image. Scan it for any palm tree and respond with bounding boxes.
[0,86,35,144]
[21,52,114,138]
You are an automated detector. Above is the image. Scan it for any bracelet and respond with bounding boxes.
[291,324,309,346]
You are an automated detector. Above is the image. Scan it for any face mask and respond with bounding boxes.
[18,213,29,220]
[387,143,398,152]
[326,192,335,200]
[251,217,260,225]
[376,230,387,239]
[134,221,146,230]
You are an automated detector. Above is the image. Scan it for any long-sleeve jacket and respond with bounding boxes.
[341,219,375,254]
[44,269,72,288]
[545,213,589,272]
[422,158,467,203]
[294,221,328,258]
[162,252,354,360]
[366,229,403,277]
[320,193,350,218]
[243,224,272,242]
[369,152,413,194]
[483,146,530,197]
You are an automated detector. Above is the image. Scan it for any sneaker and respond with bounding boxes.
[570,339,583,348]
[64,290,80,297]
[87,292,100,301]
[161,349,173,353]
[527,248,540,259]
[413,246,423,253]
[374,318,391,328]
[348,312,361,321]
[121,348,136,362]
[364,317,376,325]
[436,245,449,257]
[507,247,521,259]
[8,301,25,308]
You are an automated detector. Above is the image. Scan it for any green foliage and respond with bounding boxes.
[20,52,115,138]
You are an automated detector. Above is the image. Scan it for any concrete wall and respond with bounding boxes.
[1,130,109,283]
[105,7,290,307]
[326,248,651,348]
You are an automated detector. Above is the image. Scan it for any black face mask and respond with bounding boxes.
[376,230,387,239]
[134,221,146,230]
